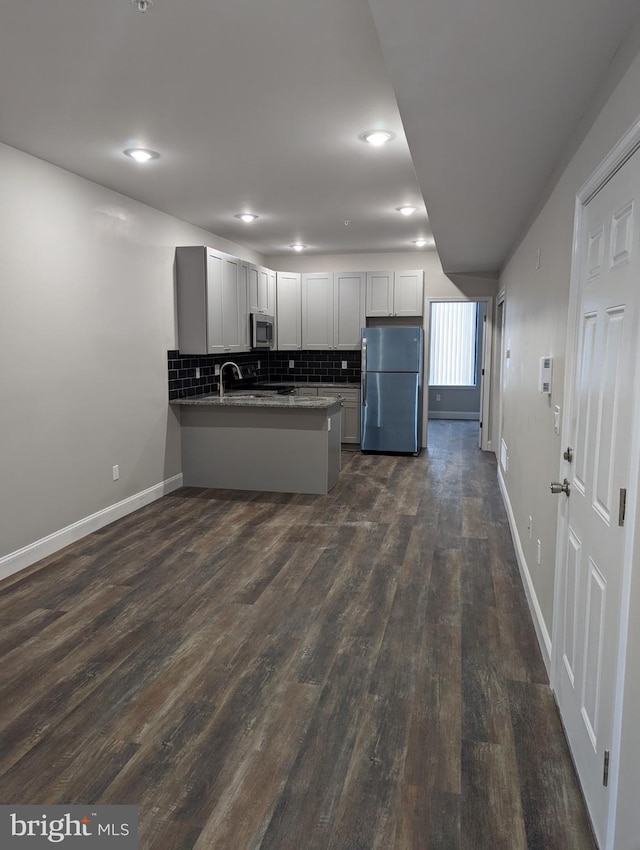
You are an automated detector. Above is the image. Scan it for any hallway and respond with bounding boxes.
[0,422,595,848]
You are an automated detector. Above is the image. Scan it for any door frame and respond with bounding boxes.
[551,116,640,850]
[423,296,494,452]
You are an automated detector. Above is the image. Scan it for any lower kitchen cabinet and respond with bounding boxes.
[297,386,361,443]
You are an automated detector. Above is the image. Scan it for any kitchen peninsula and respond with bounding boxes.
[172,393,342,495]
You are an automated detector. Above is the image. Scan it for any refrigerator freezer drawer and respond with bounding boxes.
[361,372,420,453]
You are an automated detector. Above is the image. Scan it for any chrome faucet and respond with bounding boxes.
[219,361,241,400]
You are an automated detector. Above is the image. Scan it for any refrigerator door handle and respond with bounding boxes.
[362,336,367,404]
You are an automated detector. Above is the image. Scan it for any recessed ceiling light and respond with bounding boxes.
[396,206,417,216]
[235,213,259,223]
[123,148,160,163]
[413,239,428,247]
[362,130,395,146]
[290,243,306,252]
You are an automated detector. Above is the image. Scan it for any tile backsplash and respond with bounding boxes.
[168,349,361,399]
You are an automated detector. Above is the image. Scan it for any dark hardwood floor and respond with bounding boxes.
[0,421,596,849]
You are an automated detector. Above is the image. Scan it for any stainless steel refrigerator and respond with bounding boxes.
[360,327,423,454]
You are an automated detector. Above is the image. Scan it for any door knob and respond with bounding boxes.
[550,478,570,496]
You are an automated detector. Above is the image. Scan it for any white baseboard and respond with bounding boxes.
[0,473,183,583]
[428,411,480,420]
[497,466,552,675]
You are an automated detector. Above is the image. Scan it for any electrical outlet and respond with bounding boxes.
[528,516,532,538]
[289,360,294,369]
[258,360,261,369]
[214,364,220,376]
[436,393,441,401]
[537,539,541,565]
[341,360,347,369]
[195,367,200,379]
[112,464,119,481]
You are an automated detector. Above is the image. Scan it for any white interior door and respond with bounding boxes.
[555,147,640,848]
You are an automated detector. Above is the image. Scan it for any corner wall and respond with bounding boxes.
[0,142,263,576]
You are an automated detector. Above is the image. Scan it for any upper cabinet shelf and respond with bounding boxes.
[365,270,424,317]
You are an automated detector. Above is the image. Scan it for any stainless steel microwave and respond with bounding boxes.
[250,312,275,349]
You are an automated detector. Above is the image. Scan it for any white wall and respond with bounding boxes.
[498,30,640,850]
[0,142,264,575]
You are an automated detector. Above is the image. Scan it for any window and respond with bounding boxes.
[429,301,478,386]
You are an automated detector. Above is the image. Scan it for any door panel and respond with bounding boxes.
[556,149,640,847]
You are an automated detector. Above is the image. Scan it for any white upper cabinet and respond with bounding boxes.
[221,254,242,353]
[176,246,224,354]
[238,260,250,350]
[365,271,395,317]
[301,271,365,350]
[267,269,277,318]
[365,269,424,317]
[302,272,334,349]
[176,246,249,355]
[276,272,302,350]
[394,270,424,316]
[248,264,274,316]
[334,272,365,350]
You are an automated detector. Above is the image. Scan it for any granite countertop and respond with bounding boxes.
[171,393,342,410]
[300,382,360,389]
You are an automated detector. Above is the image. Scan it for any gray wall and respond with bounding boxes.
[497,23,640,848]
[0,142,265,573]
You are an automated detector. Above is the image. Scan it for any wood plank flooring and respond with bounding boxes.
[0,421,596,849]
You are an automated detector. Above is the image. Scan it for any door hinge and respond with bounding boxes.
[482,368,485,375]
[603,750,610,787]
[480,421,483,428]
[619,489,627,527]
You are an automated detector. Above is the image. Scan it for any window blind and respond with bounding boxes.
[429,301,478,386]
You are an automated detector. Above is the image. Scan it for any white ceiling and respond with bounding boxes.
[0,0,638,272]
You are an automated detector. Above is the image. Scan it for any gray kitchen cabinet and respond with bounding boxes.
[298,386,361,443]
[302,271,365,350]
[365,269,424,317]
[176,246,248,355]
[276,272,302,350]
[326,387,360,443]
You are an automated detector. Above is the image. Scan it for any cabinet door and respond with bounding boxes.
[267,269,277,317]
[205,249,225,353]
[334,272,365,349]
[221,254,242,353]
[365,271,394,317]
[341,401,360,443]
[302,272,334,349]
[276,272,302,350]
[257,267,270,314]
[394,269,424,317]
[238,261,250,350]
[248,264,260,313]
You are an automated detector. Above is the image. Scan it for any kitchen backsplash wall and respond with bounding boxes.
[168,349,361,399]
[267,350,361,383]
